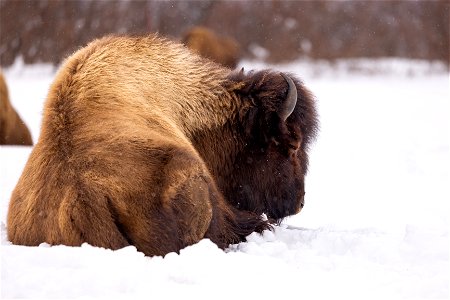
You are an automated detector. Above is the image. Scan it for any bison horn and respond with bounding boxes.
[278,73,298,122]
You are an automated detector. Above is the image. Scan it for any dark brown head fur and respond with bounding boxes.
[194,69,318,222]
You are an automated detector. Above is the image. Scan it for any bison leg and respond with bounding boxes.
[155,149,271,251]
[55,149,213,257]
[57,188,131,250]
[7,182,131,250]
[87,148,214,257]
[116,145,270,256]
[204,188,272,249]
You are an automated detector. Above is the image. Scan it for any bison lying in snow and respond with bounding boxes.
[7,35,318,256]
[182,26,240,69]
[0,71,33,145]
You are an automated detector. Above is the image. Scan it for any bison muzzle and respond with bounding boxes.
[7,34,318,256]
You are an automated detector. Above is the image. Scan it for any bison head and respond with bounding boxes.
[223,70,318,223]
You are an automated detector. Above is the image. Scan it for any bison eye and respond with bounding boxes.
[270,137,280,146]
[288,141,300,151]
[270,137,299,152]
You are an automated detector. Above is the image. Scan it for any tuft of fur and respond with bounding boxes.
[0,71,33,145]
[182,26,240,69]
[7,34,317,256]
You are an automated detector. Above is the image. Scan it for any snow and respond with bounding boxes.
[1,58,449,299]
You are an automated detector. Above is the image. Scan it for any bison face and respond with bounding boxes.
[226,70,318,222]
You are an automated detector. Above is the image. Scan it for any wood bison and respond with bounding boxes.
[7,34,318,257]
[182,26,240,69]
[0,71,33,145]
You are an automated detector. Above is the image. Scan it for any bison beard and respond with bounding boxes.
[6,35,318,256]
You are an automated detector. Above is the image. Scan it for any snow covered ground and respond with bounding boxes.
[1,58,449,299]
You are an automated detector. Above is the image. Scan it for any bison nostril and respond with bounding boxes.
[299,192,305,209]
[296,199,305,214]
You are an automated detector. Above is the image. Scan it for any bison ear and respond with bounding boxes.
[277,73,297,122]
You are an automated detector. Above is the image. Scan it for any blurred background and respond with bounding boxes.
[1,0,449,69]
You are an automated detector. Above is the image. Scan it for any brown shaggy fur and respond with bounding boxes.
[0,71,33,145]
[182,26,240,69]
[7,34,318,256]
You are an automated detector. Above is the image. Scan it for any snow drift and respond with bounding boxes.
[1,58,448,299]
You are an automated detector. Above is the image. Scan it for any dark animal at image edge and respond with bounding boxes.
[0,71,33,145]
[182,26,240,69]
[7,34,318,256]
